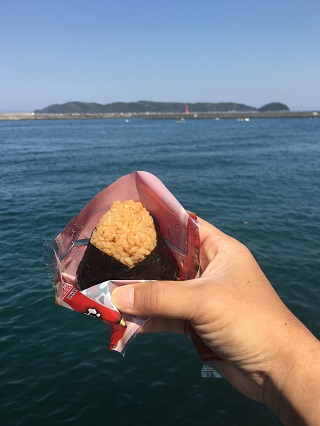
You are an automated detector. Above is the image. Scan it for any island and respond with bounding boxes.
[34,101,290,115]
[0,101,319,120]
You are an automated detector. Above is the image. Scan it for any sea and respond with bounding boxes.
[1,117,319,426]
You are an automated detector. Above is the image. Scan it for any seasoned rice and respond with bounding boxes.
[90,200,157,267]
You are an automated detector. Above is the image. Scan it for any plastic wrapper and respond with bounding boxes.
[44,171,200,354]
[45,171,223,377]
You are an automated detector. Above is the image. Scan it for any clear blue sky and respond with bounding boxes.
[1,0,319,111]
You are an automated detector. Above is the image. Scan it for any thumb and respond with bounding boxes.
[111,280,198,320]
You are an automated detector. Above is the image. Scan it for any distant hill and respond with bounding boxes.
[259,102,290,112]
[34,101,290,114]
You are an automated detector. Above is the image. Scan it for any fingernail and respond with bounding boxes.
[112,286,134,311]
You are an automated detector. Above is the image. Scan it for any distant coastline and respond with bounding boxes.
[0,111,319,121]
[1,101,319,121]
[34,100,290,115]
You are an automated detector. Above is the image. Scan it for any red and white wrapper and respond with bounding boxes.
[44,171,200,354]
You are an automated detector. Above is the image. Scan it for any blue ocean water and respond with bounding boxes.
[1,117,319,425]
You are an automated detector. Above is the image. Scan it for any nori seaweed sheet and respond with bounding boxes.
[76,216,179,290]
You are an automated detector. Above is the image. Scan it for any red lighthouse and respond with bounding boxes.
[185,104,189,114]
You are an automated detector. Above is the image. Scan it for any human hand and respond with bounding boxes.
[112,217,320,424]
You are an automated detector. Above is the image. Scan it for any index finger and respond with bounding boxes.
[196,216,229,270]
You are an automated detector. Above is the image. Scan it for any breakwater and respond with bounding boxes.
[0,111,319,120]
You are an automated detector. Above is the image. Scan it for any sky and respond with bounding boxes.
[1,0,319,112]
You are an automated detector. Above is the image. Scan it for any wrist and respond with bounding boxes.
[263,320,320,425]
